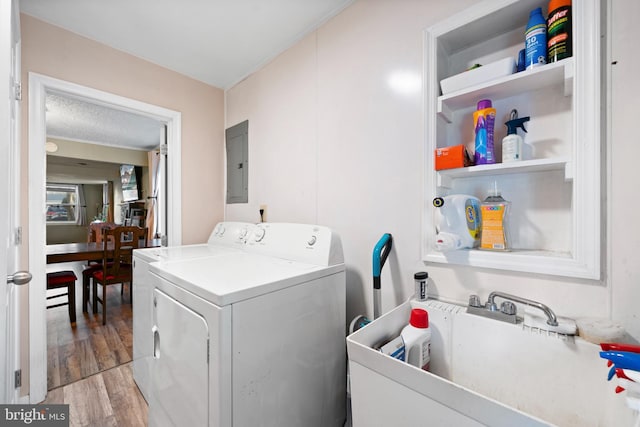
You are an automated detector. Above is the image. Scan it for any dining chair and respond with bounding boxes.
[92,226,147,325]
[82,222,116,313]
[46,270,77,323]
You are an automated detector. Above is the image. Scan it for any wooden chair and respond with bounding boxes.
[46,271,77,323]
[92,226,146,325]
[82,222,116,313]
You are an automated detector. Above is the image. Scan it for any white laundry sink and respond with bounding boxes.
[347,300,635,427]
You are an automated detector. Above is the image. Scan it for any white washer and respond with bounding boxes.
[146,223,346,427]
[132,221,254,402]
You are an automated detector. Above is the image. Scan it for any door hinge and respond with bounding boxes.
[14,227,22,245]
[160,143,168,156]
[14,369,21,388]
[14,82,21,101]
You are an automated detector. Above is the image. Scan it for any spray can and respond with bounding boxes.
[414,272,428,301]
[473,99,496,165]
[525,7,547,69]
[401,309,431,371]
[547,0,572,63]
[502,109,530,162]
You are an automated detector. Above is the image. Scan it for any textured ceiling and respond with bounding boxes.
[20,0,354,89]
[46,93,163,150]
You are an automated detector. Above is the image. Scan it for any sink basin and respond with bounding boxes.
[346,300,635,426]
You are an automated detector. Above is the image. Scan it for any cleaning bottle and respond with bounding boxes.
[502,109,530,163]
[547,0,572,63]
[525,7,547,69]
[401,308,431,371]
[473,99,496,165]
[479,183,511,251]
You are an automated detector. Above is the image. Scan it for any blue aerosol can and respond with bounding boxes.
[525,7,547,69]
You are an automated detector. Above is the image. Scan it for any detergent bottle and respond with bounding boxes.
[433,194,481,251]
[502,109,530,162]
[401,308,431,371]
[473,99,496,165]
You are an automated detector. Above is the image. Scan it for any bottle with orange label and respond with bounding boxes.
[547,0,572,63]
[479,183,511,251]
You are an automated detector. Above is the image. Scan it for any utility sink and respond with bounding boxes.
[347,300,635,426]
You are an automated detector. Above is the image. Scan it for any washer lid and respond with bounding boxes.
[134,244,241,263]
[149,252,344,306]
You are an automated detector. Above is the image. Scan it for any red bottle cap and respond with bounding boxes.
[410,308,429,328]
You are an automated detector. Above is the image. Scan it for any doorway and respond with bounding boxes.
[28,73,182,403]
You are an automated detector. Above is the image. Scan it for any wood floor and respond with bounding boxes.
[42,363,147,427]
[45,262,147,426]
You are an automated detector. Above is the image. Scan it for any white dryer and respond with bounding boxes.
[132,221,254,402]
[146,223,346,427]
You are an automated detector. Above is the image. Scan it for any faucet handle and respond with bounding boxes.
[500,301,517,316]
[468,294,482,308]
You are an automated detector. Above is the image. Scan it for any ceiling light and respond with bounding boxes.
[45,141,58,153]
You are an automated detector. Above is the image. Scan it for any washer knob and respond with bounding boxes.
[238,228,248,239]
[307,235,317,246]
[217,224,226,236]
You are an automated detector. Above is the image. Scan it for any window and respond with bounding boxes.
[46,183,79,223]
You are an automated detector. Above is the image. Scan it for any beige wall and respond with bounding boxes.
[21,14,226,246]
[226,0,640,341]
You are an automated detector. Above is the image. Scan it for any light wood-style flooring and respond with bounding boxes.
[42,363,147,427]
[45,261,147,425]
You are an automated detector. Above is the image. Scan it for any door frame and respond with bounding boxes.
[28,73,182,402]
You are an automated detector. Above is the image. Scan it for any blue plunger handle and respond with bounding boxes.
[373,234,393,280]
[372,233,393,319]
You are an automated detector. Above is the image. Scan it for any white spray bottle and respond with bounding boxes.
[502,109,530,163]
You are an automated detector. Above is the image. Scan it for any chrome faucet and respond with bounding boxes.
[467,291,559,327]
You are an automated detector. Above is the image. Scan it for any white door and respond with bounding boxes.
[1,0,30,404]
[149,288,209,426]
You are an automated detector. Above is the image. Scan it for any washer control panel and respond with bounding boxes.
[246,223,343,266]
[208,222,255,246]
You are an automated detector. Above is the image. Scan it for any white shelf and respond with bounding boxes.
[424,249,600,280]
[437,158,571,188]
[437,59,573,123]
[423,0,601,280]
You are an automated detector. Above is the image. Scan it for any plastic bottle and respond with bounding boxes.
[473,99,496,165]
[414,271,428,301]
[401,308,431,371]
[547,0,572,63]
[525,7,547,69]
[479,183,511,251]
[502,109,530,162]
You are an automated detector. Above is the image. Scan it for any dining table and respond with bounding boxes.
[46,239,162,264]
[46,239,162,315]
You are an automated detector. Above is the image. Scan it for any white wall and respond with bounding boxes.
[226,0,640,341]
[609,0,640,341]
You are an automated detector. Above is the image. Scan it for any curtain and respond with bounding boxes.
[76,184,87,225]
[145,150,161,241]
